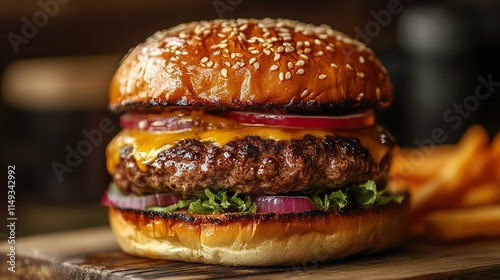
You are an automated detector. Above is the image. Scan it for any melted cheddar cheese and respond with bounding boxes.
[106,111,390,174]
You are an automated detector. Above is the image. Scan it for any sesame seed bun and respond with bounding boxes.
[109,18,392,114]
[109,199,409,266]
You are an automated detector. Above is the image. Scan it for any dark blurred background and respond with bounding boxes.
[1,0,499,236]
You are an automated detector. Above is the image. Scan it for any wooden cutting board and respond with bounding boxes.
[1,226,500,279]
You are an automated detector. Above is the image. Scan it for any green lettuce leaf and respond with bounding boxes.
[144,180,404,214]
[347,180,378,208]
[147,200,192,213]
[187,189,257,214]
[312,180,405,211]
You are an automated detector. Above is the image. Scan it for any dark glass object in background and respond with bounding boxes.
[392,2,500,147]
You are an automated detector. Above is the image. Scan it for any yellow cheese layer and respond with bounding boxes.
[106,125,389,174]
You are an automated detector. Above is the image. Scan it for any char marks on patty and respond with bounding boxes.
[112,134,394,196]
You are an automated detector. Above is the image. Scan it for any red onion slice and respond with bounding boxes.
[102,187,182,210]
[254,196,317,213]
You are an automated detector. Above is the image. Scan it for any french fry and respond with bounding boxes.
[390,145,454,182]
[411,125,490,211]
[459,182,500,207]
[390,125,500,240]
[424,205,500,242]
[490,131,500,181]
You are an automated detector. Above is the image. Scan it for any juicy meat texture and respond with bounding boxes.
[112,132,395,196]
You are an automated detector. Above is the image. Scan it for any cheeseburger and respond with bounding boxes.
[102,18,409,266]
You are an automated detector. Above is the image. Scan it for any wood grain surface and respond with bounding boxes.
[1,227,500,279]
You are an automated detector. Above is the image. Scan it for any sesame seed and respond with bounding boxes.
[304,48,311,54]
[277,46,285,53]
[207,61,214,67]
[358,93,365,99]
[285,71,292,80]
[359,56,365,64]
[318,74,327,80]
[175,50,182,56]
[167,67,174,73]
[235,52,244,58]
[224,61,231,67]
[318,33,328,39]
[273,53,281,61]
[346,64,354,71]
[263,49,271,55]
[221,68,228,78]
[296,69,305,75]
[314,39,321,45]
[251,50,260,55]
[299,54,309,60]
[238,32,247,41]
[239,61,245,67]
[253,62,260,70]
[296,60,305,66]
[200,57,209,64]
[249,57,256,64]
[356,72,365,78]
[304,41,311,47]
[279,72,284,81]
[202,29,211,37]
[239,24,248,31]
[330,63,338,68]
[218,43,228,48]
[270,64,279,71]
[287,61,294,69]
[301,89,309,97]
[315,51,324,57]
[285,46,295,53]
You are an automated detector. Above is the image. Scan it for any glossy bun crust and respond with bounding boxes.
[109,199,409,266]
[109,18,393,114]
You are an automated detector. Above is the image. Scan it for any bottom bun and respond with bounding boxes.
[109,201,409,266]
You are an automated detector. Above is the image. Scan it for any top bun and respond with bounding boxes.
[109,18,392,114]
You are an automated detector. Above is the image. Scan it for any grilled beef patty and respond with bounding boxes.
[112,131,395,196]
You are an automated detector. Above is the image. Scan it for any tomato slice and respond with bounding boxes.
[254,196,317,213]
[220,110,375,129]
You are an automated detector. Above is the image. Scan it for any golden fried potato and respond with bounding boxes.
[424,205,500,242]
